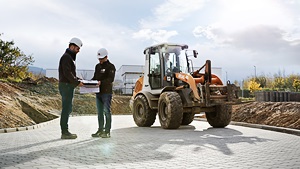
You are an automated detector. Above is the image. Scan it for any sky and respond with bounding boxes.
[0,0,299,82]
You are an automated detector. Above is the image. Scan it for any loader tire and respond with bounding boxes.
[205,104,232,128]
[181,112,195,125]
[133,95,156,127]
[158,92,183,129]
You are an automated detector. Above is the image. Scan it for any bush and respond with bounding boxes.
[0,33,34,79]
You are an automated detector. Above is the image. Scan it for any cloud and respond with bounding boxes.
[132,29,178,43]
[139,0,206,29]
[133,0,206,43]
[217,0,294,32]
[193,25,300,69]
[193,26,218,40]
[230,26,300,65]
[230,26,288,51]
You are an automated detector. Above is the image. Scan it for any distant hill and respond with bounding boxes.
[28,66,46,76]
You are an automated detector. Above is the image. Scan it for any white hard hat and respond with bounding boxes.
[97,48,108,59]
[69,37,83,48]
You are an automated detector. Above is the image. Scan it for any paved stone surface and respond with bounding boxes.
[0,115,299,169]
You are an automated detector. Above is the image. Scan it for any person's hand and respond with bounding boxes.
[78,82,84,87]
[97,81,101,86]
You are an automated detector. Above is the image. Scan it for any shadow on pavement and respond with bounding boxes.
[0,138,62,154]
[0,125,273,167]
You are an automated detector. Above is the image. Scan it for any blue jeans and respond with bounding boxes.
[96,93,112,133]
[59,82,75,133]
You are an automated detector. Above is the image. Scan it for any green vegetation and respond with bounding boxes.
[293,79,300,92]
[241,72,300,98]
[248,80,262,95]
[0,33,34,80]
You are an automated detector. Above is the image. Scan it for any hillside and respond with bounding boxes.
[0,79,299,130]
[0,78,131,129]
[0,78,60,128]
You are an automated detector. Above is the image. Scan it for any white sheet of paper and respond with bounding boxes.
[79,86,99,94]
[80,80,98,85]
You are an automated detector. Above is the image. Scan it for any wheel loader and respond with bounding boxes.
[129,43,240,129]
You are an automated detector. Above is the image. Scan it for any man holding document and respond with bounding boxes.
[58,37,84,139]
[91,48,116,138]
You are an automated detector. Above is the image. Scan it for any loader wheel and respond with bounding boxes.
[181,112,195,125]
[158,92,183,129]
[133,95,156,127]
[205,104,232,128]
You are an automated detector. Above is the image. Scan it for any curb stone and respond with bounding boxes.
[0,129,5,133]
[194,118,300,136]
[16,127,27,131]
[0,118,59,134]
[4,128,17,133]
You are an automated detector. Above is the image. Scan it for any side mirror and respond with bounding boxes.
[193,50,198,58]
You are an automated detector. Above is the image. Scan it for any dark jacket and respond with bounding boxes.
[91,60,116,94]
[58,48,80,86]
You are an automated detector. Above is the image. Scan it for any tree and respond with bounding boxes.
[248,80,261,95]
[255,75,267,88]
[0,34,34,79]
[285,74,300,91]
[293,79,300,92]
[272,77,286,91]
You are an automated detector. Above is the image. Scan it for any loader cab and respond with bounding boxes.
[145,43,195,90]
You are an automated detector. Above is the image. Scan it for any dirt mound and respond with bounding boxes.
[0,81,59,128]
[22,76,59,85]
[72,94,131,115]
[0,80,132,129]
[0,81,23,96]
[232,102,300,129]
[111,95,132,115]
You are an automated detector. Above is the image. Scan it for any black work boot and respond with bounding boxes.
[61,130,77,139]
[91,129,103,137]
[100,131,110,138]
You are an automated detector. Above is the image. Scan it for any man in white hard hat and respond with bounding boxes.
[91,48,116,138]
[58,37,84,139]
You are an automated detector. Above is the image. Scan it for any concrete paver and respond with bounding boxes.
[0,115,299,169]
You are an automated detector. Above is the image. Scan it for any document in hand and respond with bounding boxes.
[79,80,99,94]
[80,80,98,86]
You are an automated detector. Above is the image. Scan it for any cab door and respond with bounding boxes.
[148,52,162,89]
